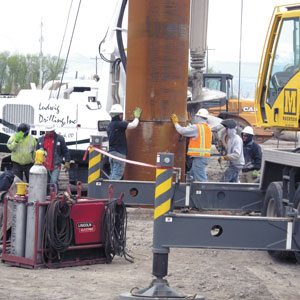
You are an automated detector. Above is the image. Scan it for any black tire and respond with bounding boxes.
[293,186,300,263]
[294,185,300,212]
[262,181,292,260]
[100,155,110,179]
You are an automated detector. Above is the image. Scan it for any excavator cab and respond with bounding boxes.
[256,5,300,130]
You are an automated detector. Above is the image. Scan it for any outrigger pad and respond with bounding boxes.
[119,278,204,300]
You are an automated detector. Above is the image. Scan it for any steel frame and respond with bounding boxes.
[89,180,263,211]
[155,212,300,251]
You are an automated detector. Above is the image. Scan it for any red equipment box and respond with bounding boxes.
[70,202,105,245]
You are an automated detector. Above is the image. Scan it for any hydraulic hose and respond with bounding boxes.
[42,197,73,262]
[116,0,128,72]
[102,198,133,263]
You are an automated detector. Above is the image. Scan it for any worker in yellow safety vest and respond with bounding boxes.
[171,109,212,181]
[7,123,37,182]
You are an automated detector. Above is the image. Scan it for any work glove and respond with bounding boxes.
[218,155,229,163]
[252,170,259,179]
[15,131,24,142]
[171,113,178,126]
[134,107,142,118]
[64,162,70,171]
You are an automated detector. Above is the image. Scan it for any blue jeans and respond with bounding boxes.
[47,167,61,195]
[109,151,126,180]
[190,157,209,182]
[220,165,241,183]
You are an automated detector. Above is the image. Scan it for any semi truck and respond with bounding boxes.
[0,79,111,184]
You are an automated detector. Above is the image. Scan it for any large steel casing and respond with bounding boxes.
[125,0,190,181]
[25,164,47,262]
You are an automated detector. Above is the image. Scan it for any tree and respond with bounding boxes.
[42,55,65,86]
[0,52,65,94]
[0,52,9,93]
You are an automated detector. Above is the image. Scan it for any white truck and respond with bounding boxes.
[0,79,111,184]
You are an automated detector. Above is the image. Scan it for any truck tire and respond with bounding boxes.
[294,185,300,212]
[262,181,292,260]
[293,186,300,263]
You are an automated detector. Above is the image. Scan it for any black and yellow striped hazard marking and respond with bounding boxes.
[88,148,101,184]
[154,168,173,219]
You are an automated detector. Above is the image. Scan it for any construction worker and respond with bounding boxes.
[6,123,37,182]
[107,104,142,180]
[36,124,70,194]
[218,119,245,182]
[171,108,212,182]
[240,126,262,183]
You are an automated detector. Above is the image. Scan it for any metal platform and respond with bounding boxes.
[89,179,262,211]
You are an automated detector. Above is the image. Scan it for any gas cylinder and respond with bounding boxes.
[24,150,47,263]
[11,183,28,257]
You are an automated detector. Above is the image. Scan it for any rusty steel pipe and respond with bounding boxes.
[125,0,190,181]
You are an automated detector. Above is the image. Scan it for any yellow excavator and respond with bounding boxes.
[255,3,300,260]
[202,72,273,143]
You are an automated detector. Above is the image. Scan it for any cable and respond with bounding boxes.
[57,0,82,99]
[98,0,127,68]
[237,0,244,127]
[116,0,128,72]
[98,0,122,64]
[49,0,74,100]
[42,197,73,262]
[98,30,117,64]
[102,198,133,263]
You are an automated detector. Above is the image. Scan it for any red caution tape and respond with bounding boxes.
[83,146,157,168]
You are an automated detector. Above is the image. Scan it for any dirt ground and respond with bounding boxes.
[1,139,300,300]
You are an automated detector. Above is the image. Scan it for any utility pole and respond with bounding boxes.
[206,46,215,73]
[39,20,44,89]
[90,56,99,75]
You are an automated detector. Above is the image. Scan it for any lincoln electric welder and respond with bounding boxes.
[2,152,131,268]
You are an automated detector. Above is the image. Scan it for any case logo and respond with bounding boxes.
[284,89,297,115]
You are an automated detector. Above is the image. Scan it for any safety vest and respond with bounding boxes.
[187,123,212,157]
[7,134,37,165]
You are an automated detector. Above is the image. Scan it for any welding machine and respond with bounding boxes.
[2,183,129,269]
[71,201,105,245]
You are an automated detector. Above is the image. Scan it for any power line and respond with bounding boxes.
[90,56,100,75]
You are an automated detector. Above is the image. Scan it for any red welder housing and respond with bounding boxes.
[70,202,106,245]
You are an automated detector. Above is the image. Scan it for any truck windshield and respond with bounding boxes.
[204,77,221,91]
[266,18,299,108]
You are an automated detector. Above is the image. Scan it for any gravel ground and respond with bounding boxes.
[0,139,300,300]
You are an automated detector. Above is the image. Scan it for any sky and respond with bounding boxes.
[207,0,297,63]
[0,0,117,58]
[0,0,297,66]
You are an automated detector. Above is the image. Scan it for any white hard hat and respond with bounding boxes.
[45,124,55,131]
[109,104,124,115]
[242,126,254,135]
[195,108,209,119]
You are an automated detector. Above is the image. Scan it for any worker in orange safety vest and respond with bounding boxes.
[171,109,212,181]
